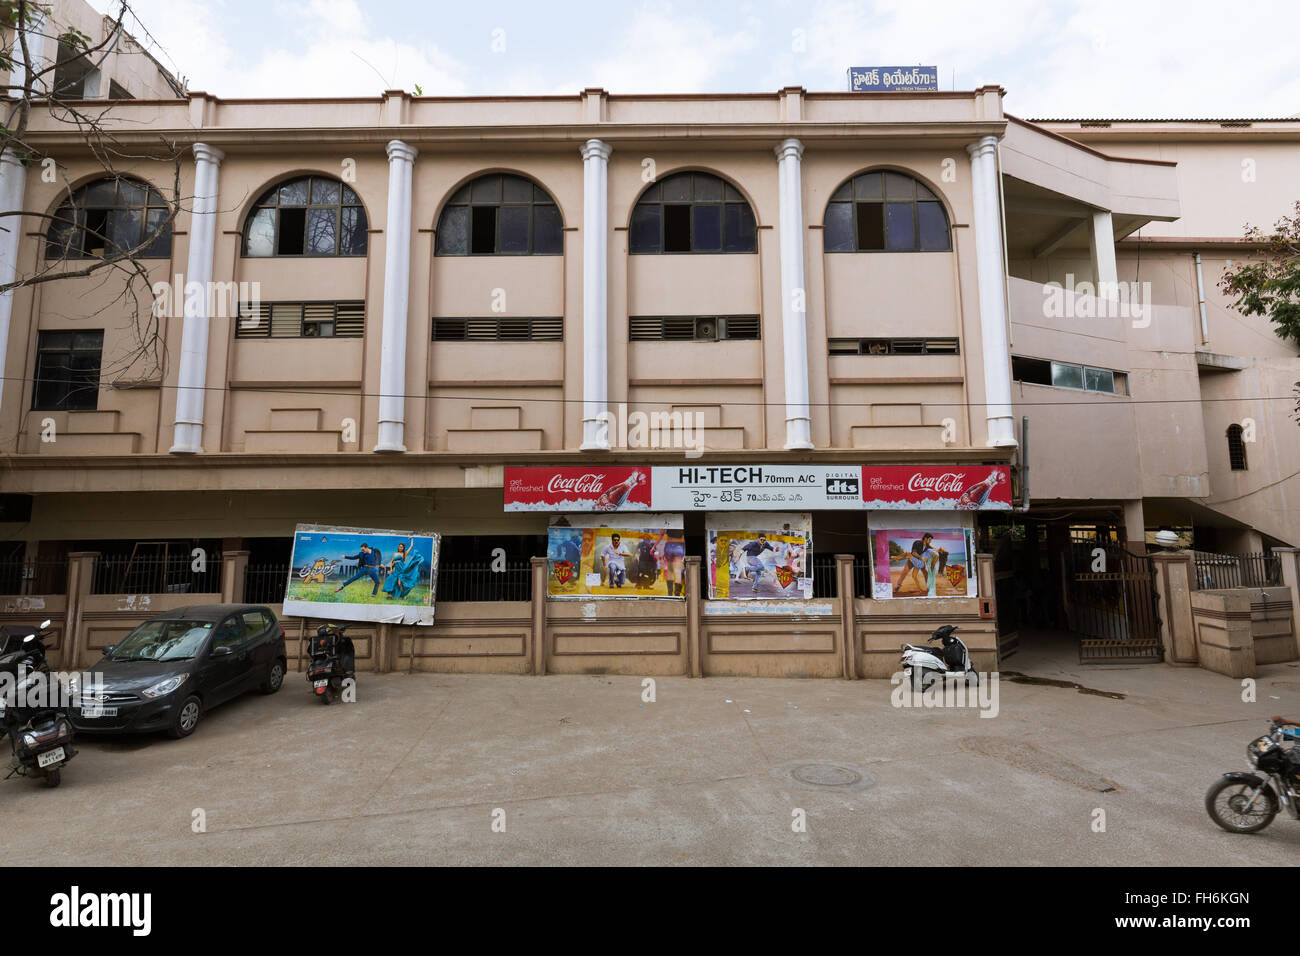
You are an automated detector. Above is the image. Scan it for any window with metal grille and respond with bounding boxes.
[629,172,757,254]
[236,301,365,338]
[629,315,760,342]
[829,337,959,355]
[33,330,103,411]
[823,170,951,253]
[431,317,564,341]
[1227,424,1248,471]
[435,174,563,256]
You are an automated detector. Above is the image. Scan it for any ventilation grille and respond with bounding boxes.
[432,317,563,341]
[829,337,960,355]
[236,301,365,338]
[629,315,761,341]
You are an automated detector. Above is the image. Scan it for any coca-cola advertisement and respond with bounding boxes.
[504,467,652,512]
[861,466,1012,511]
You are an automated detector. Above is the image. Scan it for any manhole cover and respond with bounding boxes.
[775,761,876,792]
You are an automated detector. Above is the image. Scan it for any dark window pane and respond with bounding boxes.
[116,180,144,206]
[310,177,340,205]
[108,208,142,254]
[885,202,915,250]
[471,206,497,254]
[73,331,103,349]
[693,175,723,201]
[306,207,337,255]
[448,184,470,204]
[1051,362,1084,390]
[277,208,306,255]
[471,176,502,203]
[278,179,309,206]
[498,205,530,253]
[244,208,275,257]
[533,204,562,254]
[724,184,741,201]
[142,207,172,257]
[853,174,882,200]
[629,204,660,253]
[884,172,915,200]
[82,209,110,256]
[662,175,690,202]
[341,185,361,205]
[831,182,851,202]
[915,181,938,201]
[436,205,468,255]
[640,182,660,201]
[502,176,532,202]
[42,331,73,350]
[664,204,691,252]
[724,203,756,252]
[917,202,950,251]
[82,180,117,207]
[692,204,721,251]
[46,213,76,259]
[340,206,367,255]
[823,202,854,252]
[855,202,884,250]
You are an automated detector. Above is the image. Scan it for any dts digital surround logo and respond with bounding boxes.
[825,475,860,498]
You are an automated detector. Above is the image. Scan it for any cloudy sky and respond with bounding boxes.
[97,0,1300,118]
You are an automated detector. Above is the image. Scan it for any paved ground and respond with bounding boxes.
[7,631,1300,865]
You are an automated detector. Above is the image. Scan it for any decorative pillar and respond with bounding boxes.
[774,138,813,450]
[836,554,858,679]
[375,139,417,452]
[169,143,224,453]
[684,555,701,677]
[965,135,1017,448]
[580,139,612,450]
[530,556,547,675]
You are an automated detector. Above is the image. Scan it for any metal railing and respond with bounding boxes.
[852,557,874,599]
[91,552,223,596]
[1193,551,1282,590]
[435,561,533,602]
[0,557,69,596]
[810,555,839,598]
[244,563,291,604]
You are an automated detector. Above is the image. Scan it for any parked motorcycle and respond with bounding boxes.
[0,620,77,787]
[900,624,978,691]
[1204,718,1300,834]
[307,623,355,704]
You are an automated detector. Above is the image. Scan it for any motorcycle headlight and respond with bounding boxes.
[142,674,188,699]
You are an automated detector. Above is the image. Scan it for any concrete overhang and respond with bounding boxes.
[1195,350,1251,373]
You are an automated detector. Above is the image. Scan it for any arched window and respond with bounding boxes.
[629,172,756,254]
[1227,424,1248,471]
[45,177,172,260]
[823,170,950,253]
[243,176,367,257]
[435,174,562,256]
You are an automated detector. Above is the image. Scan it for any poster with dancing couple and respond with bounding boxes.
[869,523,976,600]
[283,524,441,624]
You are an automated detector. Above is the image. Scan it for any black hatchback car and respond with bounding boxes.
[70,605,287,738]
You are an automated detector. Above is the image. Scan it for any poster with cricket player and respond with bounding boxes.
[546,514,685,599]
[868,513,976,600]
[283,524,441,624]
[706,512,812,600]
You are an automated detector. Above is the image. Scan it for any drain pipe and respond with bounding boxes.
[1194,252,1209,344]
[1014,416,1031,512]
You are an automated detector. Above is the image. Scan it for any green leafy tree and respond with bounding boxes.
[1219,201,1300,422]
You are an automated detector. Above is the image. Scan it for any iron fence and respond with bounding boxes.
[811,555,839,598]
[435,561,533,602]
[1193,551,1282,590]
[0,556,69,596]
[245,563,291,604]
[852,556,874,599]
[91,552,223,595]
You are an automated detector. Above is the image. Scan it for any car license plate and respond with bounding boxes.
[37,747,64,768]
[80,705,117,718]
[314,679,328,689]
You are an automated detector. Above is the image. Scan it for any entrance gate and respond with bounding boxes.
[1064,539,1163,662]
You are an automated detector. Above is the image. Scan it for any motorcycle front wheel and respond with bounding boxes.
[1205,778,1277,833]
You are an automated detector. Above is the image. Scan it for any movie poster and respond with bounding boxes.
[869,521,976,600]
[706,512,812,600]
[547,514,685,598]
[283,524,441,624]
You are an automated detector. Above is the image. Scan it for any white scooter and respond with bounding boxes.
[900,624,978,691]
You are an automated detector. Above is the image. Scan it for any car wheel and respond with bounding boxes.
[260,658,286,695]
[168,695,203,739]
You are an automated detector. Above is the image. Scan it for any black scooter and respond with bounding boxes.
[306,623,355,704]
[0,619,77,787]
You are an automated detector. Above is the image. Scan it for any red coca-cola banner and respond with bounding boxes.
[861,466,1012,510]
[504,466,652,512]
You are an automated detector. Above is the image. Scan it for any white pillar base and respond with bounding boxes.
[168,423,203,455]
[580,417,610,451]
[985,416,1017,448]
[374,421,407,453]
[784,417,814,450]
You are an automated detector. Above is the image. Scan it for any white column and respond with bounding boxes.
[374,139,417,453]
[1089,209,1118,302]
[580,138,611,451]
[169,142,224,453]
[966,135,1017,448]
[775,138,813,450]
